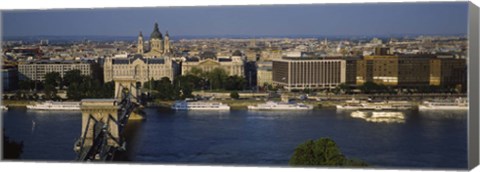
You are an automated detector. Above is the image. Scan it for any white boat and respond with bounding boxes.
[1,105,8,111]
[350,111,368,119]
[365,112,405,123]
[336,98,413,110]
[171,100,230,111]
[418,98,468,111]
[248,101,313,110]
[26,101,81,111]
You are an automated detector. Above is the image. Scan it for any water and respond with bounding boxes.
[2,107,467,169]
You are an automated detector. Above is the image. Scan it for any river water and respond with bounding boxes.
[2,107,467,169]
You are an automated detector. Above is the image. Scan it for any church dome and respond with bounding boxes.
[150,23,163,40]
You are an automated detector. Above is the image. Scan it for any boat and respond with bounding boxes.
[1,105,8,111]
[26,101,81,111]
[350,111,368,119]
[336,98,413,110]
[171,100,230,111]
[365,112,405,123]
[248,101,313,110]
[418,98,468,111]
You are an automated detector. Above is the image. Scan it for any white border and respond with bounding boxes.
[1,0,479,172]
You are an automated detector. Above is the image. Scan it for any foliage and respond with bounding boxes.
[44,72,62,88]
[3,130,24,159]
[63,69,83,88]
[289,138,368,167]
[230,91,240,99]
[207,68,229,90]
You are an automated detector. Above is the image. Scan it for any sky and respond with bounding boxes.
[1,2,469,37]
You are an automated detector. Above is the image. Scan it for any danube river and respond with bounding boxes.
[2,107,467,169]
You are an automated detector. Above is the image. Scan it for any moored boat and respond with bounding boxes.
[248,101,313,110]
[1,105,8,111]
[26,101,81,111]
[171,100,230,111]
[418,98,468,111]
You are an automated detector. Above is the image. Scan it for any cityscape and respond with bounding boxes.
[1,2,470,170]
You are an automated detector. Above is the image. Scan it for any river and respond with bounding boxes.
[2,107,467,169]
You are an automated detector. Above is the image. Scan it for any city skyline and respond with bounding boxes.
[2,2,468,38]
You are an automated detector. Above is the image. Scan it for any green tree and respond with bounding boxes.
[44,84,57,100]
[206,68,228,90]
[230,91,240,99]
[225,75,246,90]
[63,69,82,87]
[44,72,62,88]
[289,138,368,167]
[3,130,24,159]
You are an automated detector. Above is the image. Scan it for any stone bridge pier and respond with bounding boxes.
[80,99,122,148]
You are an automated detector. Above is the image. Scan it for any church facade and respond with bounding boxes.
[104,23,177,85]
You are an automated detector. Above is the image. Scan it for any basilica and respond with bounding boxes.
[137,22,172,57]
[103,23,178,85]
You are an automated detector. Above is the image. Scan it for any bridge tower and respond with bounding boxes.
[114,77,139,101]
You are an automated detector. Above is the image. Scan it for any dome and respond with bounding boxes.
[150,23,163,40]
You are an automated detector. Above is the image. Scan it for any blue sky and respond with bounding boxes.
[1,2,468,37]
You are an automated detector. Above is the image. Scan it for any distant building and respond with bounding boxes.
[18,60,93,81]
[355,54,466,88]
[137,22,172,58]
[2,67,18,91]
[272,57,346,90]
[256,62,273,86]
[356,55,398,86]
[103,55,177,85]
[181,56,244,76]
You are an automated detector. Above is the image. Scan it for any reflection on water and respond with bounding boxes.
[418,110,467,120]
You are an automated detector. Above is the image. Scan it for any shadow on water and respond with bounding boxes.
[114,120,145,161]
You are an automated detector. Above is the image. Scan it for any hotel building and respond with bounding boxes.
[272,57,346,90]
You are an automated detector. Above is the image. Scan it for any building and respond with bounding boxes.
[103,54,177,85]
[137,22,172,58]
[2,67,18,91]
[256,62,273,86]
[397,54,434,87]
[181,56,244,76]
[18,60,93,81]
[355,54,466,89]
[356,55,398,86]
[272,57,346,90]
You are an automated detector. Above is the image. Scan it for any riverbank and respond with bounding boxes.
[146,99,339,110]
[2,100,33,107]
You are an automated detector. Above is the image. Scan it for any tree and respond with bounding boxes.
[3,130,24,159]
[44,72,62,88]
[289,138,368,167]
[206,68,228,90]
[63,69,82,88]
[230,91,240,99]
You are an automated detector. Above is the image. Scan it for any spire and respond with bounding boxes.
[165,31,169,37]
[139,31,143,37]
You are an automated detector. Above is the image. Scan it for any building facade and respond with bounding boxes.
[272,58,346,90]
[2,67,18,91]
[18,60,93,81]
[103,55,177,85]
[355,54,466,88]
[181,56,244,76]
[257,62,273,86]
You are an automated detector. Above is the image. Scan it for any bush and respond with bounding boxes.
[230,91,240,99]
[289,138,368,167]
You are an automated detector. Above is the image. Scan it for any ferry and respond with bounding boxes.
[1,105,8,111]
[171,100,230,111]
[336,98,413,110]
[418,98,468,111]
[26,101,81,111]
[248,101,313,110]
[365,112,405,123]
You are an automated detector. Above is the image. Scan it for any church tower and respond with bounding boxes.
[164,31,171,54]
[149,22,164,55]
[137,31,144,54]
